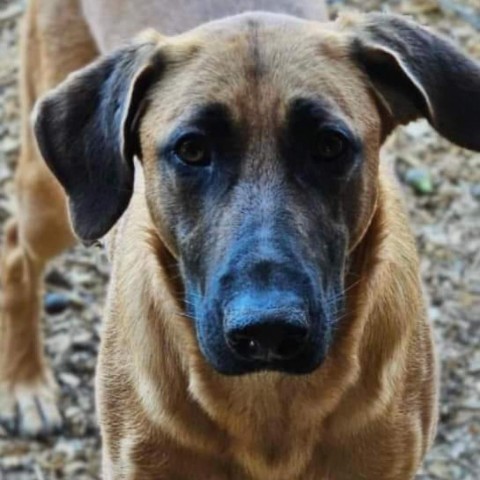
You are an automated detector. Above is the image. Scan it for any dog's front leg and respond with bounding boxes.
[0,0,97,437]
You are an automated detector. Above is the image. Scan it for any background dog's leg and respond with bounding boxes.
[0,0,97,437]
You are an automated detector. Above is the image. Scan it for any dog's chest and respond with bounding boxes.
[118,426,332,480]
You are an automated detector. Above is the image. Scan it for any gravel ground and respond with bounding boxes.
[0,0,479,479]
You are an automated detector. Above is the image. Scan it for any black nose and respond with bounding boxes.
[225,320,309,362]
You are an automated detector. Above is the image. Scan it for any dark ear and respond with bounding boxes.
[348,13,480,151]
[33,32,164,242]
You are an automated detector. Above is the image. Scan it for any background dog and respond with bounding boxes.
[0,0,476,478]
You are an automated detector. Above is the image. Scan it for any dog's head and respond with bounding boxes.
[34,13,480,375]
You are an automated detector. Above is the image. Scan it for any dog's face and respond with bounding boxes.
[140,16,380,374]
[34,13,480,375]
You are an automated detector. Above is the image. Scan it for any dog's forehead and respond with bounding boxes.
[145,13,380,145]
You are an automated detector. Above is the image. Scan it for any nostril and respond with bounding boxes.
[226,323,309,362]
[275,330,308,359]
[227,331,264,360]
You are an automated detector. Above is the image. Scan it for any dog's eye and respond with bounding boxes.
[174,134,210,166]
[314,128,349,161]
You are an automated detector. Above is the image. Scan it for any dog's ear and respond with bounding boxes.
[33,32,164,242]
[347,13,480,151]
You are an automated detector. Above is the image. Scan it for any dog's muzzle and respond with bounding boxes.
[192,250,335,375]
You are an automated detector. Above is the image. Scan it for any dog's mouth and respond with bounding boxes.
[186,286,341,376]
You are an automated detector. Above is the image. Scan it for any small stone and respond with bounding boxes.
[404,168,434,195]
[470,184,480,200]
[59,372,81,389]
[68,294,86,311]
[64,461,89,477]
[0,136,19,154]
[46,332,71,353]
[459,399,480,411]
[403,120,431,139]
[44,293,70,315]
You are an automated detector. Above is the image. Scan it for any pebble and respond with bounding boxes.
[44,293,70,315]
[470,184,480,200]
[59,372,81,389]
[405,167,434,195]
[0,136,19,155]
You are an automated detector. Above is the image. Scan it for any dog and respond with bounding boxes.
[1,0,479,478]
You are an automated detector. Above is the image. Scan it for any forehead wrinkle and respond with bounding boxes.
[238,93,285,181]
[245,18,267,81]
[198,28,286,147]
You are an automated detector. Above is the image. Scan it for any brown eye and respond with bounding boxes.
[314,129,349,161]
[175,134,210,166]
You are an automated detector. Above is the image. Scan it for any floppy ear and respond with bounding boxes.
[33,32,164,242]
[348,13,480,151]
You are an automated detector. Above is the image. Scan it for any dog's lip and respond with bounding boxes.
[198,333,325,376]
[210,356,324,376]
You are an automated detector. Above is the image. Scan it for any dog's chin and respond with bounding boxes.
[200,343,327,376]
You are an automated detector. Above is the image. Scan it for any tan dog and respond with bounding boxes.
[1,0,480,478]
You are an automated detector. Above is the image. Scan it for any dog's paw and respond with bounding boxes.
[0,374,62,437]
